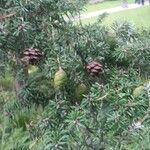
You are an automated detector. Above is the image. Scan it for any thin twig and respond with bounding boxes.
[0,13,16,20]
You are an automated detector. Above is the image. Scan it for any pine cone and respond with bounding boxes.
[21,48,43,65]
[86,61,103,76]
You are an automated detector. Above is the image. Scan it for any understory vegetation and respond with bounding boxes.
[0,0,150,149]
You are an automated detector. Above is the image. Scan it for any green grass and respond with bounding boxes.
[85,0,133,13]
[81,6,150,29]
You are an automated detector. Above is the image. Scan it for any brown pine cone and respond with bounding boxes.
[21,48,43,65]
[86,61,103,76]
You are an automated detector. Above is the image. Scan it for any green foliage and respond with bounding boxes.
[0,73,13,91]
[1,128,30,150]
[0,0,150,149]
[105,22,150,74]
[20,73,55,106]
[0,72,150,149]
[0,0,88,102]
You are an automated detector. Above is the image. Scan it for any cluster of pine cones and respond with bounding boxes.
[86,60,103,76]
[21,48,43,65]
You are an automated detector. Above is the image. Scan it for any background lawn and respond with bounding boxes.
[85,0,133,12]
[80,6,150,29]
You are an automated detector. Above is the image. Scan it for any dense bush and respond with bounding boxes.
[0,0,150,149]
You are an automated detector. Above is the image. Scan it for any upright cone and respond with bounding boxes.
[28,65,38,74]
[133,86,144,97]
[86,60,103,76]
[75,83,87,100]
[21,48,43,65]
[54,67,67,89]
